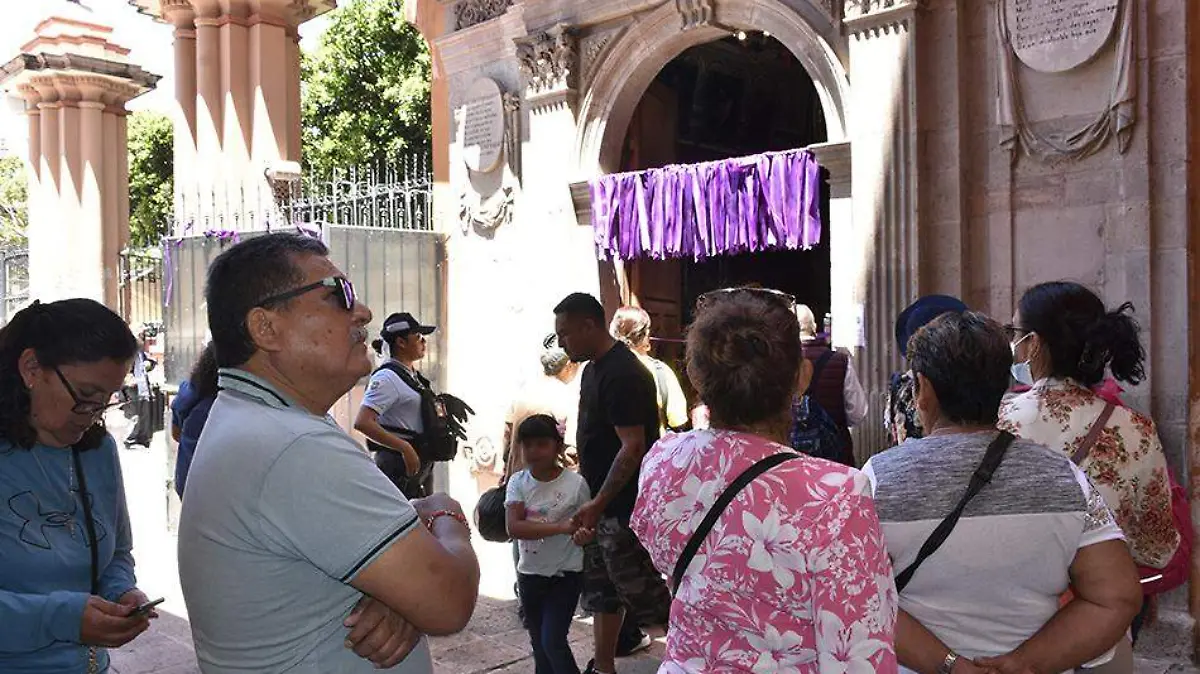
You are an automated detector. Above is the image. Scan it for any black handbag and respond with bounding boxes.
[474,484,510,543]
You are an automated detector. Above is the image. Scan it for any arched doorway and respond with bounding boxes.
[574,0,852,408]
[618,33,832,383]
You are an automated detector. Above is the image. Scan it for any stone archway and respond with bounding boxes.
[574,0,850,177]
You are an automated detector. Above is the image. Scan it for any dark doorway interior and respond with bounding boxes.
[619,33,831,383]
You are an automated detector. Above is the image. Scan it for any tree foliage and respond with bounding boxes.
[301,0,431,178]
[127,110,173,247]
[0,155,27,247]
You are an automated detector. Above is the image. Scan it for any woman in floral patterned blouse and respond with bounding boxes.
[1000,282,1179,569]
[631,288,898,673]
[999,281,1180,660]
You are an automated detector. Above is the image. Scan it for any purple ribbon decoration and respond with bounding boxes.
[588,148,823,262]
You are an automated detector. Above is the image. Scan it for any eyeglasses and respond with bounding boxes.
[256,276,357,311]
[1003,324,1029,342]
[54,368,129,416]
[696,286,796,311]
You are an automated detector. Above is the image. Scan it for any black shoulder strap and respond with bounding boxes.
[806,350,835,395]
[72,447,99,595]
[672,452,802,593]
[894,431,1016,593]
[377,362,423,394]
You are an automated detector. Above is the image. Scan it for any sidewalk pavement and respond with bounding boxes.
[108,433,663,674]
[107,430,1199,674]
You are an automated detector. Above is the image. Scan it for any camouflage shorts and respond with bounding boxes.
[580,517,671,627]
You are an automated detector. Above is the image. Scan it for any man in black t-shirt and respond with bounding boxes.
[554,293,670,674]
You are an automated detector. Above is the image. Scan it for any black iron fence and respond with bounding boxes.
[120,248,164,329]
[285,157,433,231]
[0,247,28,325]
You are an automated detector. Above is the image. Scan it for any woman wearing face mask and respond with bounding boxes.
[999,282,1179,663]
[0,299,157,673]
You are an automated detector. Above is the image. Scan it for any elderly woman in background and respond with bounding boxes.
[0,299,157,673]
[1001,281,1181,661]
[631,287,897,673]
[609,306,688,434]
[864,311,1140,674]
[886,295,967,444]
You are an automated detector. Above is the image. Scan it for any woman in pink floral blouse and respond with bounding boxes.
[631,288,898,673]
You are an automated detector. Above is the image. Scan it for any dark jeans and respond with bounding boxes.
[518,572,583,674]
[373,450,434,499]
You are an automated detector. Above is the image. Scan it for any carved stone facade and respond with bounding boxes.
[416,4,1200,616]
[515,25,578,104]
[676,0,715,30]
[455,0,513,31]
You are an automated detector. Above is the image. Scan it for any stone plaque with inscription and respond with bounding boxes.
[461,78,505,173]
[1006,0,1119,73]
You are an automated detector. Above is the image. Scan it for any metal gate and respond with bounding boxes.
[119,248,164,330]
[0,248,28,325]
[163,226,444,423]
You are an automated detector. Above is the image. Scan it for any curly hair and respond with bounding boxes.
[686,290,800,429]
[0,299,138,450]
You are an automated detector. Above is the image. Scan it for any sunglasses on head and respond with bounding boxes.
[256,276,357,311]
[696,286,796,311]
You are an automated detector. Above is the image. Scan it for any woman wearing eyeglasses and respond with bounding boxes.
[0,299,157,673]
[631,287,898,673]
[999,282,1181,668]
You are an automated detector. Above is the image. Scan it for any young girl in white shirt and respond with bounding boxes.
[505,414,593,674]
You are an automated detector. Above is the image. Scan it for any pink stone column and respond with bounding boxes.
[79,98,110,306]
[195,12,224,223]
[102,105,121,299]
[285,28,301,163]
[221,9,252,215]
[167,5,197,232]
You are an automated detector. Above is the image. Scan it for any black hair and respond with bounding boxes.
[1018,281,1145,387]
[205,233,329,368]
[686,290,801,428]
[907,311,1011,425]
[189,342,220,400]
[0,299,138,449]
[553,292,606,326]
[517,414,564,445]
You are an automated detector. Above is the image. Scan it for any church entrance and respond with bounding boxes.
[617,32,831,388]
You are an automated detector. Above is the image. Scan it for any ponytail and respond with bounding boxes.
[1019,282,1145,387]
[1082,302,1145,386]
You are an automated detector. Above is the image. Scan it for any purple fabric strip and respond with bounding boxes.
[588,148,824,261]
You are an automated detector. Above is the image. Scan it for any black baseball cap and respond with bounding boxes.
[381,312,436,338]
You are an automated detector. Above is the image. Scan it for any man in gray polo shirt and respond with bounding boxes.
[179,233,479,673]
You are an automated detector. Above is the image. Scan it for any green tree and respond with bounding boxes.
[127,110,173,247]
[0,155,27,247]
[301,0,431,178]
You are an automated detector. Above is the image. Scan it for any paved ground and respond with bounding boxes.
[105,424,1199,673]
[106,428,662,674]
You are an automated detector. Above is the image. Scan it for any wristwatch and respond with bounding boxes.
[937,651,959,674]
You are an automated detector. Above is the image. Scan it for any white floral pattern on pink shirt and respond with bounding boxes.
[631,430,898,674]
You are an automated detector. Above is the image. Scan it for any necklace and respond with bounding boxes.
[29,446,78,537]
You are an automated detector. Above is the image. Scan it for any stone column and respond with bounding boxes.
[844,0,923,455]
[194,9,223,227]
[165,2,198,228]
[1,15,158,307]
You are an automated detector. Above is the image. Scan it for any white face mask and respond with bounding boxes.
[1010,332,1034,386]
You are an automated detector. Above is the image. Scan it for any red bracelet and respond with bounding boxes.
[425,509,470,534]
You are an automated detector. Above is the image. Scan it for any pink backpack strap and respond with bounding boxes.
[1071,403,1116,465]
